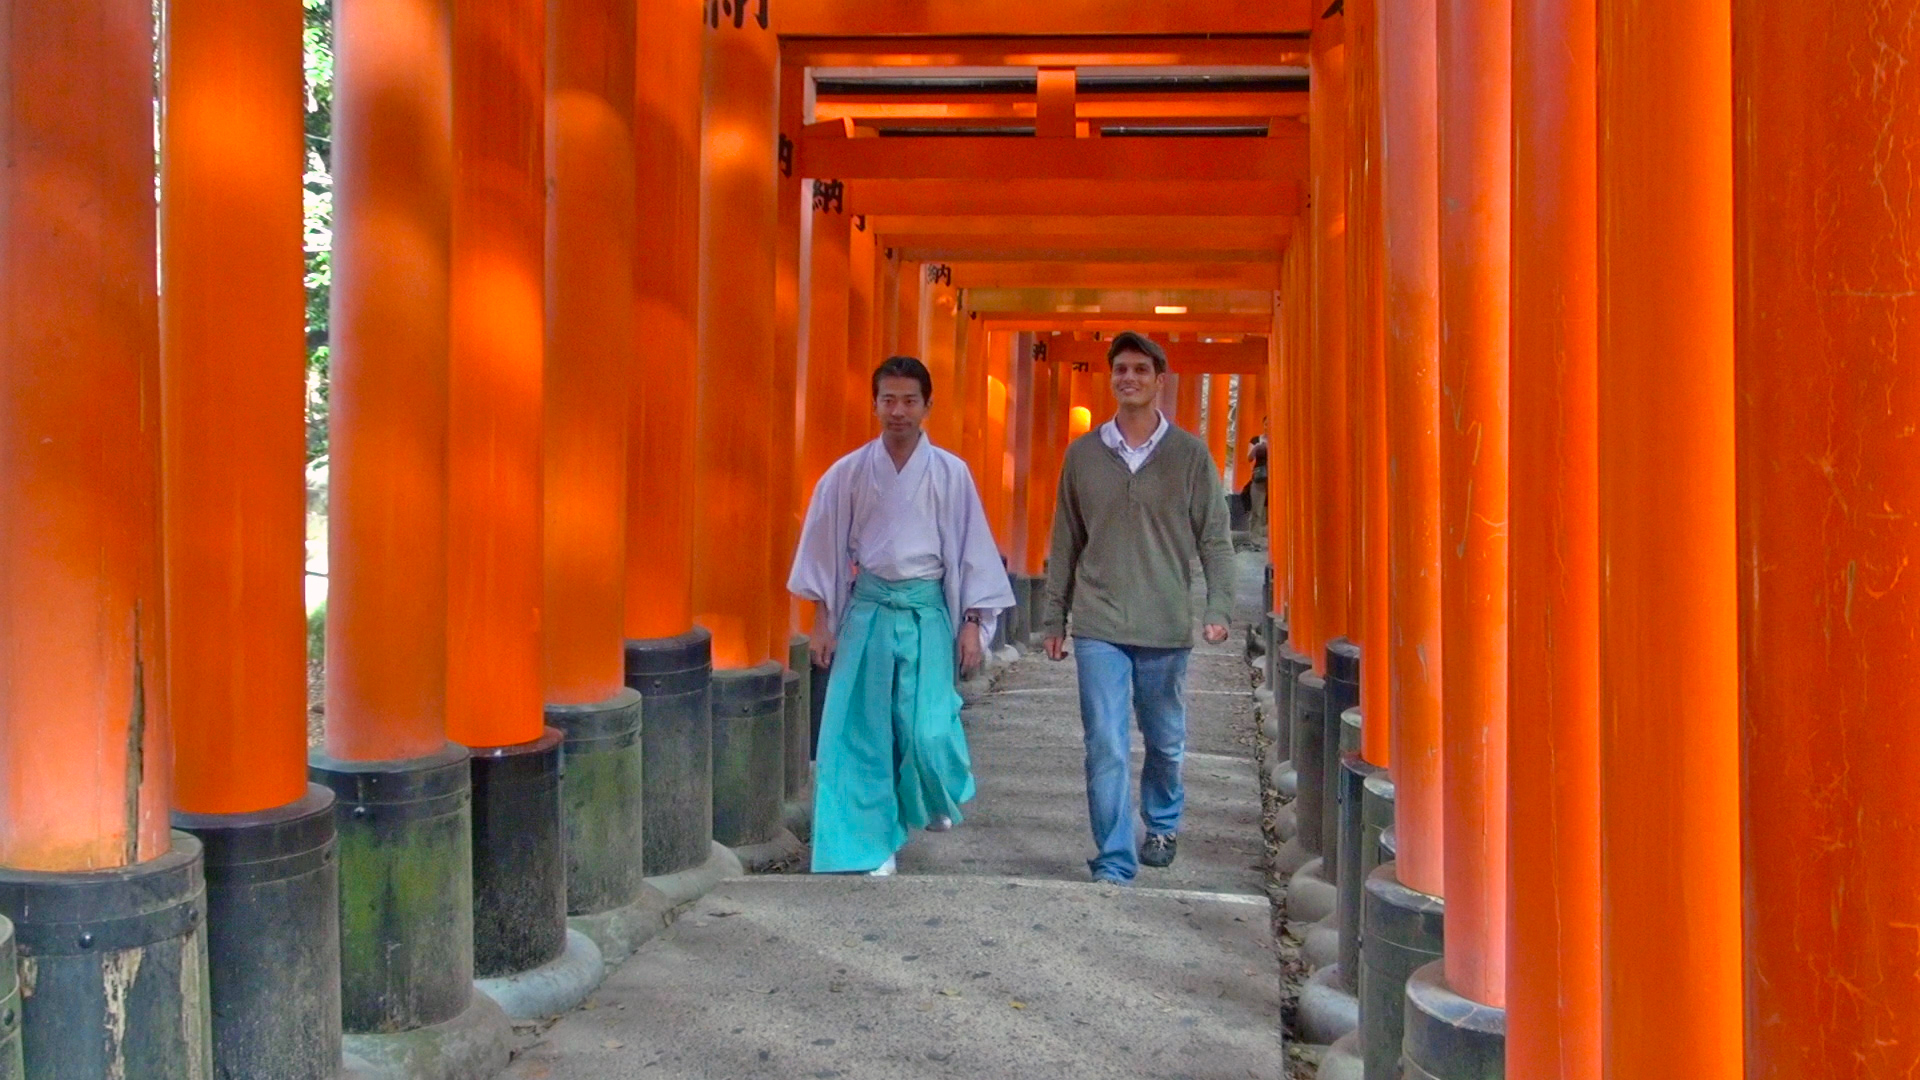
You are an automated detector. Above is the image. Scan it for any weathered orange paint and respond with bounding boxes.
[1508,0,1600,1070]
[1380,0,1445,897]
[1436,0,1511,1009]
[692,6,777,669]
[0,0,172,869]
[325,0,454,762]
[626,0,704,641]
[161,0,310,814]
[447,0,546,746]
[1311,26,1351,672]
[1734,6,1920,1077]
[545,0,635,705]
[1598,0,1743,1073]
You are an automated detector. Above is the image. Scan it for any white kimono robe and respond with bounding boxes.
[787,434,1015,644]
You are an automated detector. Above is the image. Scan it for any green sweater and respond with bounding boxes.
[1041,426,1238,648]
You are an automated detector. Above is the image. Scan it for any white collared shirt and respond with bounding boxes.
[1099,411,1172,473]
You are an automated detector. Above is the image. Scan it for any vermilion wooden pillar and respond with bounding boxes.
[1207,374,1233,479]
[1598,0,1743,1074]
[627,0,704,642]
[769,60,805,659]
[1435,0,1511,1012]
[0,0,171,873]
[985,330,1013,551]
[1176,373,1203,433]
[1509,0,1600,1073]
[162,0,310,816]
[1311,26,1353,666]
[895,258,923,357]
[1025,360,1063,577]
[545,0,635,706]
[846,218,877,442]
[802,192,853,515]
[325,0,455,763]
[1734,6,1919,1077]
[1349,0,1391,768]
[449,0,545,750]
[922,275,961,448]
[1379,0,1445,898]
[693,2,777,669]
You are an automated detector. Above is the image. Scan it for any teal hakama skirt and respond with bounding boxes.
[810,574,976,873]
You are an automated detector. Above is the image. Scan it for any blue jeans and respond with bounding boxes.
[1073,637,1191,882]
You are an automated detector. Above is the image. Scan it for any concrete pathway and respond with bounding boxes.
[504,554,1281,1080]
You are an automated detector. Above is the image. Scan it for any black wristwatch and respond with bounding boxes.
[963,612,984,626]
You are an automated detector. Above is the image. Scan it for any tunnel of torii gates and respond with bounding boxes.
[0,0,1912,1078]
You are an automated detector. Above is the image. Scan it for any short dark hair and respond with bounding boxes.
[1106,331,1168,373]
[872,355,933,402]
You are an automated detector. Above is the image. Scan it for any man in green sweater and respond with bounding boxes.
[1042,331,1238,884]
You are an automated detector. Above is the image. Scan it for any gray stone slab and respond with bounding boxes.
[504,875,1282,1080]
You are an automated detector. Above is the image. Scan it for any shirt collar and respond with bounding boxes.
[1100,411,1170,454]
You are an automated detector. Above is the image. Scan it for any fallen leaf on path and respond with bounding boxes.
[603,1040,625,1050]
[1009,1001,1027,1009]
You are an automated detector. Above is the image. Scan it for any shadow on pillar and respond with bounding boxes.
[175,785,342,1079]
[310,745,511,1080]
[712,661,802,872]
[1403,962,1506,1079]
[0,834,212,1078]
[782,635,814,843]
[1360,861,1443,1080]
[470,728,604,1019]
[624,629,738,911]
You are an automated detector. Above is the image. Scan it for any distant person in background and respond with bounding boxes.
[789,356,1015,878]
[1042,332,1237,885]
[1244,436,1269,547]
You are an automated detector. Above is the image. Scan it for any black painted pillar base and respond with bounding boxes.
[174,785,340,1080]
[310,745,511,1078]
[469,728,603,1019]
[544,689,662,968]
[1294,671,1328,853]
[0,915,18,1077]
[1324,641,1360,884]
[1360,862,1444,1080]
[623,628,714,878]
[782,636,814,843]
[1269,646,1315,875]
[1403,962,1506,1079]
[1337,743,1381,992]
[713,662,799,870]
[0,834,211,1078]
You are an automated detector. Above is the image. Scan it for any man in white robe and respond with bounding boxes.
[789,356,1015,876]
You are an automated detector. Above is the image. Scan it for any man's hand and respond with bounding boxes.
[1044,635,1069,661]
[957,622,985,677]
[809,623,837,670]
[1202,623,1230,645]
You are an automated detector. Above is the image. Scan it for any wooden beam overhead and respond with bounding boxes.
[773,5,1312,38]
[1036,336,1270,375]
[801,132,1307,183]
[898,244,1283,264]
[848,180,1301,217]
[781,35,1312,68]
[982,313,1275,334]
[871,214,1288,237]
[812,95,1309,122]
[947,261,1280,290]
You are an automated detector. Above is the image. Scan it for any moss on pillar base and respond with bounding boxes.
[624,630,713,878]
[1360,862,1444,1080]
[711,662,786,850]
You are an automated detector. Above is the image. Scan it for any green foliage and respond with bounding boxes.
[304,0,334,465]
[307,600,327,665]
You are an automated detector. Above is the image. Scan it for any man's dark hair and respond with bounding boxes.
[1106,331,1168,374]
[872,355,934,402]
